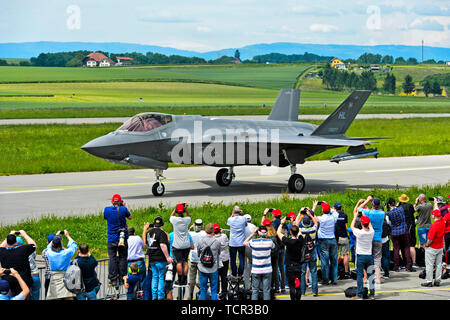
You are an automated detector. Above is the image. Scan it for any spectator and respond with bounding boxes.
[297,208,319,296]
[243,225,274,300]
[188,219,207,300]
[214,224,229,298]
[414,194,433,249]
[227,206,247,279]
[126,227,146,289]
[168,230,193,300]
[350,215,375,300]
[422,210,446,287]
[104,194,132,286]
[398,194,419,269]
[358,196,386,284]
[434,196,450,278]
[14,235,40,300]
[263,208,286,293]
[348,227,356,263]
[263,218,280,294]
[333,202,351,279]
[381,214,392,279]
[75,243,100,300]
[143,216,173,300]
[0,230,36,298]
[386,198,414,272]
[314,201,339,285]
[277,217,304,301]
[170,203,192,286]
[45,231,78,300]
[0,268,29,300]
[197,224,221,300]
[124,262,141,300]
[41,234,55,298]
[243,214,257,291]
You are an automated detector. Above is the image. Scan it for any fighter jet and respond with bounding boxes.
[82,89,386,196]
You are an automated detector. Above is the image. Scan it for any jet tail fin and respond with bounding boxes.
[268,89,300,121]
[311,90,371,136]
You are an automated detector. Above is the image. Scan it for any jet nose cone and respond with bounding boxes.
[81,134,123,159]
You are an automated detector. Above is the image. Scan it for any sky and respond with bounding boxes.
[1,0,449,51]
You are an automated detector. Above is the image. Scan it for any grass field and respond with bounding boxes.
[1,183,448,258]
[1,118,449,175]
[391,64,450,83]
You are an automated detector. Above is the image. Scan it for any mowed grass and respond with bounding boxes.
[391,64,450,83]
[0,118,449,175]
[1,183,449,258]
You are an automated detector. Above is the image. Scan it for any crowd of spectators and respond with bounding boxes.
[0,192,448,301]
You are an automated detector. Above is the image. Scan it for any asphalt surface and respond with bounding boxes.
[1,155,449,225]
[1,113,450,125]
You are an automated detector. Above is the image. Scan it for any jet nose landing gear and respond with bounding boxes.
[216,167,235,187]
[152,169,166,196]
[287,165,305,193]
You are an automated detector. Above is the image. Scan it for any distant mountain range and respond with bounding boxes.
[1,41,448,61]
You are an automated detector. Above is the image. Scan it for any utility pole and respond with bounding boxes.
[422,40,424,64]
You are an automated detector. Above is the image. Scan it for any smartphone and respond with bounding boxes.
[14,231,20,236]
[268,209,273,213]
[317,201,323,205]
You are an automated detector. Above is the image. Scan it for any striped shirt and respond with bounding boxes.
[248,238,274,274]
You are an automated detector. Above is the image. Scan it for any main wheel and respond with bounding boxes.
[288,174,305,193]
[216,168,232,187]
[152,182,165,196]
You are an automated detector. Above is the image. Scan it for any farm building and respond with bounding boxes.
[116,56,134,66]
[83,52,114,67]
[330,57,346,69]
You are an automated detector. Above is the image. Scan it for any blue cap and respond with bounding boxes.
[0,280,10,294]
[47,234,55,243]
[16,237,23,245]
[333,202,342,209]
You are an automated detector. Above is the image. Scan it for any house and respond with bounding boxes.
[83,52,114,67]
[116,56,133,66]
[370,65,381,71]
[446,61,450,66]
[330,57,346,69]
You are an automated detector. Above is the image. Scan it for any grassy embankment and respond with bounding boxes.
[0,118,449,175]
[1,183,448,258]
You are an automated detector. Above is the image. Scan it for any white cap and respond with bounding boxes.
[195,219,203,225]
[244,214,251,222]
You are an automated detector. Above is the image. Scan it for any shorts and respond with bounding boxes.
[372,241,382,268]
[172,247,190,263]
[417,227,430,245]
[188,261,199,285]
[408,224,417,247]
[338,237,350,256]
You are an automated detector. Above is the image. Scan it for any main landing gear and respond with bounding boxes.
[152,169,166,196]
[288,165,306,193]
[216,167,235,187]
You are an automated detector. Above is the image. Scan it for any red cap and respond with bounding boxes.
[213,224,221,231]
[431,210,441,217]
[262,218,272,227]
[288,212,296,220]
[361,215,370,225]
[321,203,331,213]
[176,203,185,213]
[112,194,121,202]
[272,209,282,217]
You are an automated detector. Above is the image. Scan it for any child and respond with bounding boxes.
[124,262,141,300]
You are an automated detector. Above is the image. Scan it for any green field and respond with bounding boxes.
[1,118,449,175]
[1,183,448,258]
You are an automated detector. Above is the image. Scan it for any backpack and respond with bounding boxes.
[300,233,315,263]
[200,245,215,268]
[64,259,84,294]
[344,286,368,298]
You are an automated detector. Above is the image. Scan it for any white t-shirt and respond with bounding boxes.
[353,226,375,255]
[189,230,207,263]
[170,216,192,249]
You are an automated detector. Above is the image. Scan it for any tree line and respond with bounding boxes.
[346,52,446,65]
[321,63,377,91]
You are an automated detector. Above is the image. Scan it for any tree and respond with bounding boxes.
[402,74,415,94]
[395,57,406,64]
[0,59,8,66]
[423,80,431,97]
[358,71,377,91]
[431,81,442,96]
[383,74,396,94]
[406,57,418,65]
[234,49,241,61]
[381,55,394,64]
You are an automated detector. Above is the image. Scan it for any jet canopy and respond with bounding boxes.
[118,113,173,132]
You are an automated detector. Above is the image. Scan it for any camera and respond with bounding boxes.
[165,263,174,282]
[300,209,307,215]
[118,228,127,247]
[268,209,273,213]
[428,197,435,201]
[59,231,65,236]
[14,231,21,236]
[3,269,11,276]
[317,201,323,205]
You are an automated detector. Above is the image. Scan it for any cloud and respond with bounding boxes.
[410,4,449,17]
[409,18,445,31]
[292,5,339,16]
[138,11,198,23]
[196,26,212,33]
[309,23,338,32]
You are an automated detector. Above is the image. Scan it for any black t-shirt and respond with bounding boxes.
[335,211,349,238]
[0,244,36,295]
[399,203,415,226]
[75,255,99,292]
[146,228,169,263]
[282,236,304,266]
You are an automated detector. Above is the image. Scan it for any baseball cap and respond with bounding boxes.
[47,234,55,243]
[372,197,381,206]
[195,219,203,226]
[333,202,342,209]
[302,216,312,227]
[435,196,446,205]
[153,216,164,227]
[262,218,272,227]
[0,280,10,295]
[175,203,185,213]
[431,210,441,217]
[321,203,331,213]
[272,209,282,218]
[244,214,252,222]
[361,216,370,225]
[213,224,221,232]
[258,225,268,236]
[288,212,296,220]
[112,194,122,202]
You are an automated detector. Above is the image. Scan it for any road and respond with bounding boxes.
[1,155,449,225]
[1,113,450,125]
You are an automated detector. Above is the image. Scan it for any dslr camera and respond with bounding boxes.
[3,269,11,276]
[118,228,127,247]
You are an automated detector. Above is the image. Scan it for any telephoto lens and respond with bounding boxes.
[118,230,125,247]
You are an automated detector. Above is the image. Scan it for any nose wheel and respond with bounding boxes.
[152,169,166,196]
[216,167,234,187]
[287,164,305,193]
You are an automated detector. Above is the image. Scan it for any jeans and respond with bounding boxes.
[229,246,246,276]
[143,267,153,300]
[356,254,375,298]
[199,271,218,300]
[243,246,253,290]
[150,261,167,300]
[31,276,41,300]
[425,247,443,283]
[318,238,338,283]
[417,227,430,245]
[107,240,128,282]
[301,255,318,295]
[76,285,100,300]
[391,232,411,269]
[251,273,272,300]
[381,241,391,276]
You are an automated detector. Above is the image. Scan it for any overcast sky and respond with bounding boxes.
[1,0,449,51]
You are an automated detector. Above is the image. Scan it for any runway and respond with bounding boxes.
[1,155,449,225]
